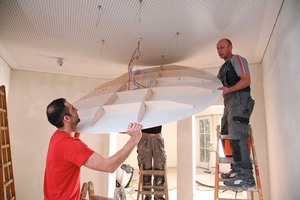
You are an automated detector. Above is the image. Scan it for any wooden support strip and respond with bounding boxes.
[137,89,153,122]
[90,93,118,126]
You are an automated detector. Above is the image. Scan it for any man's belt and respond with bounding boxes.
[142,133,161,138]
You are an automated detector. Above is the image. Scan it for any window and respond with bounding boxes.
[199,117,211,164]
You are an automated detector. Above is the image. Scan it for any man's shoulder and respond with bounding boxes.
[231,54,247,61]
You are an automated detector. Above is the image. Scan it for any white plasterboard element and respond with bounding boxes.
[73,65,222,134]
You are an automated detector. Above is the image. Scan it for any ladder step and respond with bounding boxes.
[140,191,166,196]
[142,170,166,175]
[142,185,165,190]
[2,144,10,149]
[1,126,8,131]
[219,157,233,163]
[219,157,254,164]
[218,184,260,192]
[2,161,12,168]
[4,179,13,187]
[217,198,251,200]
[220,135,230,140]
[0,108,6,112]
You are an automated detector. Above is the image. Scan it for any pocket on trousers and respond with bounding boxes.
[233,116,249,124]
[246,97,255,115]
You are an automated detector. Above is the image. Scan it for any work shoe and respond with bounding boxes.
[220,169,236,179]
[224,176,256,187]
[154,197,165,200]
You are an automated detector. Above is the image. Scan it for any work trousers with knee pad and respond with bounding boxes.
[137,134,167,197]
[221,91,255,178]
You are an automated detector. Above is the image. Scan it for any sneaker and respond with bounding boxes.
[220,169,237,179]
[224,176,256,187]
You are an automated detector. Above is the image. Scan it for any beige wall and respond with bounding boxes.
[0,56,11,94]
[262,0,300,199]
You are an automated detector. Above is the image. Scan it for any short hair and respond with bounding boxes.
[223,38,232,46]
[46,98,70,128]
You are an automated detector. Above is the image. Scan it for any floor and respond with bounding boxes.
[121,166,249,200]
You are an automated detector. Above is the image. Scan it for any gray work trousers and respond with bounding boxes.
[221,91,255,178]
[137,135,167,197]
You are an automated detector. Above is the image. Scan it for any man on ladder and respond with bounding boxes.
[216,38,256,187]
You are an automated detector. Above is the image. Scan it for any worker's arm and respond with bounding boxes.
[218,73,251,96]
[83,123,142,173]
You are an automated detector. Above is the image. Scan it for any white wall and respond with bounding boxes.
[0,56,11,93]
[262,0,300,199]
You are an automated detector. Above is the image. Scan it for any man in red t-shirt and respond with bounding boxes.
[44,98,142,200]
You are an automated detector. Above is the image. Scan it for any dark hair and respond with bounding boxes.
[46,98,70,128]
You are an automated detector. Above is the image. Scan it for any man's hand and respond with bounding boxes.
[121,122,142,141]
[218,86,230,96]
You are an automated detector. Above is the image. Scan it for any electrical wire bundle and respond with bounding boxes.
[127,39,150,90]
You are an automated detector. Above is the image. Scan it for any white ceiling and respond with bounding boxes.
[0,0,283,79]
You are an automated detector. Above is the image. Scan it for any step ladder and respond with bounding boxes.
[214,125,263,200]
[80,181,114,200]
[137,164,169,200]
[0,85,16,200]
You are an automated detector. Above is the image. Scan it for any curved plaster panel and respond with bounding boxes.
[73,65,222,134]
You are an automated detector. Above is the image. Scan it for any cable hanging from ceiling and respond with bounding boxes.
[138,0,143,23]
[127,38,151,90]
[95,4,103,27]
[133,0,144,25]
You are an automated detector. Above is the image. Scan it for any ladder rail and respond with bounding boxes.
[214,125,221,200]
[249,126,263,200]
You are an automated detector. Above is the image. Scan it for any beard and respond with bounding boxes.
[70,116,80,132]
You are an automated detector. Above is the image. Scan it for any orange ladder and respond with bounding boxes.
[0,85,16,200]
[214,125,263,200]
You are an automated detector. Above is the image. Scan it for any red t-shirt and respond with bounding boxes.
[44,130,94,200]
